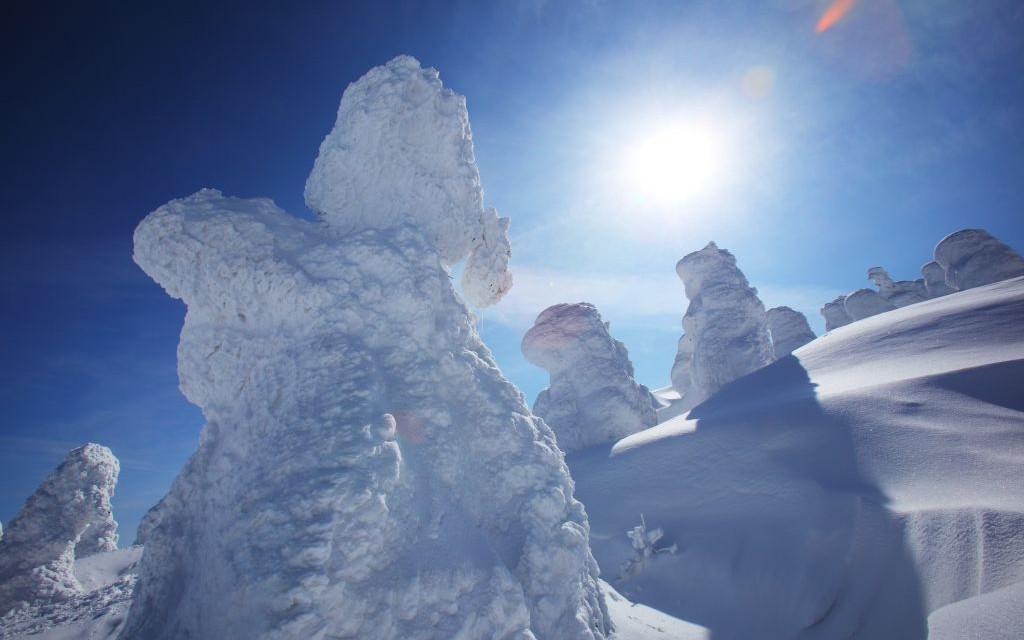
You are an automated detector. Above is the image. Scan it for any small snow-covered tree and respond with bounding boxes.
[619,514,677,580]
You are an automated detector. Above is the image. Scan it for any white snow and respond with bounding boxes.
[933,228,1024,291]
[522,303,657,453]
[821,294,853,331]
[766,306,816,360]
[0,444,119,615]
[671,242,773,410]
[842,286,896,321]
[921,261,955,298]
[569,277,1024,639]
[121,56,607,640]
[867,266,929,307]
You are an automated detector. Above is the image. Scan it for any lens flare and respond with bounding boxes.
[816,0,857,33]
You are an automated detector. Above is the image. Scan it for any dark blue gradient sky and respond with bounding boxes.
[3,0,1023,540]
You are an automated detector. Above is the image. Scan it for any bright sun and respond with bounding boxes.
[622,123,729,205]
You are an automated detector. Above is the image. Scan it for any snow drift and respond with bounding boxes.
[570,277,1024,639]
[671,242,773,410]
[0,444,119,615]
[121,56,607,640]
[522,303,657,453]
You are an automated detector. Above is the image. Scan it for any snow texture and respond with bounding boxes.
[571,276,1024,639]
[304,55,512,308]
[0,444,119,615]
[766,306,816,359]
[921,261,955,298]
[132,498,164,547]
[522,303,657,453]
[843,287,896,321]
[122,56,607,640]
[671,242,773,410]
[820,295,853,331]
[867,267,929,307]
[933,228,1024,291]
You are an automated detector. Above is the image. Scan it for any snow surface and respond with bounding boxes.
[522,303,657,453]
[671,242,773,410]
[0,444,119,615]
[122,56,607,640]
[569,277,1024,639]
[766,306,816,360]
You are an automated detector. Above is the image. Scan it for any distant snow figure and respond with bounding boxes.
[121,56,607,640]
[522,302,658,453]
[933,228,1024,291]
[867,266,929,307]
[821,294,854,331]
[920,261,955,298]
[672,242,774,410]
[0,444,119,614]
[766,306,816,359]
[844,287,897,321]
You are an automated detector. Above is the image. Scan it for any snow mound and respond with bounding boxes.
[933,228,1024,291]
[569,277,1024,639]
[820,295,853,331]
[766,306,816,359]
[0,444,119,615]
[304,54,512,307]
[671,242,773,410]
[123,57,606,640]
[522,303,657,453]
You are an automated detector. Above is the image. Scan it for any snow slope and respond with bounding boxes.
[569,277,1024,639]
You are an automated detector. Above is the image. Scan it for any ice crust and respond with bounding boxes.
[0,444,119,614]
[671,242,773,410]
[121,57,607,640]
[766,306,816,359]
[522,303,657,453]
[933,228,1024,291]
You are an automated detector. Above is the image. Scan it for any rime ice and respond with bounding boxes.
[671,242,773,409]
[522,303,657,453]
[121,57,606,640]
[0,444,119,614]
[766,306,816,359]
[933,228,1024,291]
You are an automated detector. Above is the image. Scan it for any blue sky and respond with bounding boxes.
[2,0,1023,541]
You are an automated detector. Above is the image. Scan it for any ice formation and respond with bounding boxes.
[933,228,1024,291]
[766,306,816,359]
[821,295,854,331]
[522,303,657,453]
[0,444,119,614]
[921,261,955,298]
[843,287,897,321]
[671,242,773,409]
[121,57,607,640]
[867,266,929,307]
[132,498,165,546]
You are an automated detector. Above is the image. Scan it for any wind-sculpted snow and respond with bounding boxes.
[867,267,929,308]
[305,55,512,308]
[0,444,119,614]
[766,306,816,359]
[671,242,773,409]
[522,303,657,453]
[933,228,1024,291]
[122,57,606,640]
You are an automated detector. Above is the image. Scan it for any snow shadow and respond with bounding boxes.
[677,355,929,639]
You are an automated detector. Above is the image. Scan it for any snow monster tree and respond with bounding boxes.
[121,57,608,640]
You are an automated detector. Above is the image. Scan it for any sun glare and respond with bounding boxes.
[622,122,729,205]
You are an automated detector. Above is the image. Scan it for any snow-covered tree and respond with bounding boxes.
[522,302,658,452]
[671,242,774,409]
[121,56,607,640]
[766,306,816,359]
[933,228,1024,291]
[0,444,119,614]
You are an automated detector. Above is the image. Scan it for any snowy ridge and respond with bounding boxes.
[570,277,1024,639]
[121,56,607,640]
